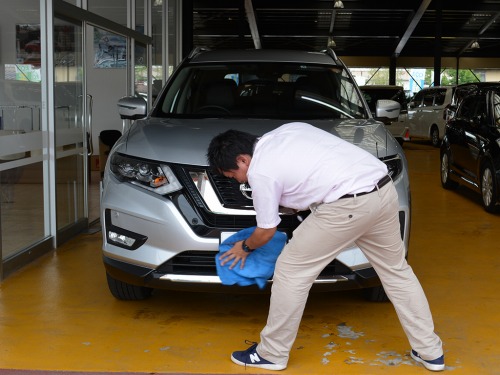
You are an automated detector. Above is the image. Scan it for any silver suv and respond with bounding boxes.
[101,48,411,301]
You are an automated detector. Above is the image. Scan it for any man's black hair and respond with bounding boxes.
[207,129,258,173]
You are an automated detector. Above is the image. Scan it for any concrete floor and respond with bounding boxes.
[0,141,499,375]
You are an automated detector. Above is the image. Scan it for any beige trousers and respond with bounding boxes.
[257,182,443,366]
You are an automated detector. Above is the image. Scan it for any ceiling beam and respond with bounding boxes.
[244,0,262,49]
[393,0,432,57]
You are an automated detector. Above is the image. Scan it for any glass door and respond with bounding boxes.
[53,17,88,243]
[53,0,153,241]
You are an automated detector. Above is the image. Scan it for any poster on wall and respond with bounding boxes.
[93,28,127,69]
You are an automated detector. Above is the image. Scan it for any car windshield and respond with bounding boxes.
[154,62,367,120]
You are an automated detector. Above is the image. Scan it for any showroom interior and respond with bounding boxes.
[0,0,499,374]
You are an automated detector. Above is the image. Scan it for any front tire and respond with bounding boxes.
[364,285,389,302]
[106,273,153,300]
[481,162,498,213]
[430,126,440,147]
[440,151,459,189]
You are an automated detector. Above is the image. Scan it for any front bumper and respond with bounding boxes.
[101,170,410,292]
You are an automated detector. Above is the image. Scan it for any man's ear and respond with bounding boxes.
[236,154,251,166]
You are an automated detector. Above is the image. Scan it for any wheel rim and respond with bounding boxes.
[441,154,449,183]
[482,167,493,206]
[432,129,439,145]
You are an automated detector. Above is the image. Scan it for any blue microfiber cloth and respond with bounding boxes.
[216,227,287,289]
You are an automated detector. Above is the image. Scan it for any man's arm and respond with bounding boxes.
[220,227,277,270]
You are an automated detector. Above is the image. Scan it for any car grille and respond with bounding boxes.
[156,250,352,278]
[208,172,253,208]
[170,164,307,236]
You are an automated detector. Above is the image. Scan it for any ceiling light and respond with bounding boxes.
[471,40,480,49]
[334,0,344,9]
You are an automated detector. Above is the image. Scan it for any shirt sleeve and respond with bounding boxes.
[248,173,282,229]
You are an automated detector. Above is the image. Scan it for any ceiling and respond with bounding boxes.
[190,0,500,63]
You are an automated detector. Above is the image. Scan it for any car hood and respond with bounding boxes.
[115,117,392,166]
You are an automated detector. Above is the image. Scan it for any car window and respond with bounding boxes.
[494,91,500,127]
[457,96,478,120]
[434,89,447,106]
[422,91,434,107]
[155,62,367,120]
[411,91,423,107]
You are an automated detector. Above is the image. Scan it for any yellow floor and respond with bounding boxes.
[0,142,499,375]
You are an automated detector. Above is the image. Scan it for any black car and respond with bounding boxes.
[444,81,500,121]
[440,85,500,213]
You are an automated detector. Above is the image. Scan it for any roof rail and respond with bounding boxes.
[188,46,210,59]
[322,47,339,63]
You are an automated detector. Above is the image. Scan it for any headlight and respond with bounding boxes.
[110,153,182,195]
[381,154,403,181]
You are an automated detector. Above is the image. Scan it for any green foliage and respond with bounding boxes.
[440,69,480,85]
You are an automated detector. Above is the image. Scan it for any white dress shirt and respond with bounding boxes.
[248,122,388,228]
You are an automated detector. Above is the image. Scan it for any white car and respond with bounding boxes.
[360,85,410,145]
[407,86,455,147]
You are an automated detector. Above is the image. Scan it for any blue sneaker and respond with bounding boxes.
[231,342,286,370]
[411,349,445,371]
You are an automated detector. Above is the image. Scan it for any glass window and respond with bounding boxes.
[412,91,423,107]
[155,62,366,120]
[434,89,447,106]
[457,97,477,120]
[0,0,47,262]
[493,91,500,127]
[423,91,434,107]
[152,0,164,100]
[134,42,147,100]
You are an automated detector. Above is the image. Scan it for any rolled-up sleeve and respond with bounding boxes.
[249,173,282,229]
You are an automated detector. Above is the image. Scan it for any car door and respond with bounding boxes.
[408,90,424,136]
[447,96,477,179]
[458,95,485,183]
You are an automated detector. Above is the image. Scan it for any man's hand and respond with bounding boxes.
[219,241,248,269]
[219,227,277,270]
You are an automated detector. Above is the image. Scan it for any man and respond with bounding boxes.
[206,122,445,372]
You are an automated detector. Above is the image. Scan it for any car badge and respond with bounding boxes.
[239,183,253,200]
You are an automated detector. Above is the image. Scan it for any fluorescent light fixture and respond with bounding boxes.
[334,0,344,9]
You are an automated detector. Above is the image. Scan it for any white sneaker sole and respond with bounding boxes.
[411,351,445,371]
[231,354,287,371]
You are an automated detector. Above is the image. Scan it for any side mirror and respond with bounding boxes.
[375,99,401,124]
[117,96,147,120]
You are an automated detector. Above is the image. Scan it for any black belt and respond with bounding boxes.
[339,175,392,199]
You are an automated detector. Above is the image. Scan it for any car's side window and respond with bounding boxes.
[411,91,423,108]
[475,98,487,123]
[434,89,446,106]
[493,92,500,127]
[457,96,477,121]
[422,91,434,107]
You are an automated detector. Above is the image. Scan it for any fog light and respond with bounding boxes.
[108,230,136,247]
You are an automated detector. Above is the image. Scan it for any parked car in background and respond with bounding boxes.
[408,86,455,147]
[444,81,500,122]
[360,85,410,144]
[101,48,411,302]
[440,84,500,213]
